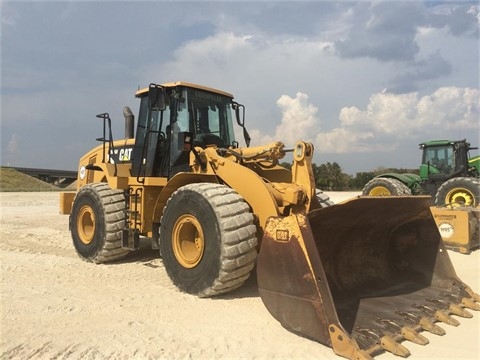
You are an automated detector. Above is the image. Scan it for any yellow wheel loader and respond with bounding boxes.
[60,82,479,360]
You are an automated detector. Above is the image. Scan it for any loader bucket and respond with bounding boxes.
[257,196,479,360]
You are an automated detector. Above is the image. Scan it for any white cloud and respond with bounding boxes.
[253,92,320,145]
[251,87,480,155]
[417,87,480,130]
[274,92,320,142]
[2,2,479,173]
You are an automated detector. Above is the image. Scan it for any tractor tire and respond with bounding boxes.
[70,183,129,263]
[435,177,480,207]
[160,183,258,298]
[362,177,411,196]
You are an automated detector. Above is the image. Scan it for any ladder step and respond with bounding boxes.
[122,229,140,250]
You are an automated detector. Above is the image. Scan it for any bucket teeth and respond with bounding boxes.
[380,336,410,357]
[401,326,429,345]
[374,318,428,346]
[426,297,474,318]
[464,287,480,302]
[435,310,460,326]
[472,293,480,303]
[395,310,445,336]
[414,304,459,326]
[462,297,480,311]
[419,317,446,335]
[449,303,473,318]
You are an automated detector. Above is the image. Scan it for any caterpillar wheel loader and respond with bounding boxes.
[60,82,479,360]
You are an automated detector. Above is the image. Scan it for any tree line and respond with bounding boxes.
[280,161,418,191]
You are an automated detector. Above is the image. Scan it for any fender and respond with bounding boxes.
[375,172,421,189]
[152,173,220,223]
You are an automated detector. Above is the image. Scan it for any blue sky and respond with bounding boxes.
[1,0,479,174]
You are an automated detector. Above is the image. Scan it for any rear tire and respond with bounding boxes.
[362,178,411,196]
[70,183,129,263]
[435,177,480,207]
[160,183,258,297]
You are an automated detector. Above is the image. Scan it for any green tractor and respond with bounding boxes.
[362,139,480,207]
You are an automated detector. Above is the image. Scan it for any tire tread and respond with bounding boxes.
[162,183,258,297]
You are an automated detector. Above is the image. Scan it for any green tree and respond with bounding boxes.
[278,160,417,191]
[314,162,351,190]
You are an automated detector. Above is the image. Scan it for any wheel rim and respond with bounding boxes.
[172,214,205,268]
[445,188,475,207]
[369,186,392,196]
[77,204,95,244]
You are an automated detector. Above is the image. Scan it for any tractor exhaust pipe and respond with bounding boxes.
[123,106,134,139]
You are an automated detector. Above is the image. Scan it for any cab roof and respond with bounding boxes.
[419,139,464,148]
[135,81,234,99]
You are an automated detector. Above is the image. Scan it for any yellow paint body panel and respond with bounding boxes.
[59,192,75,215]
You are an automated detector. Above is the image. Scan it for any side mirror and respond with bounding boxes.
[149,84,166,111]
[233,101,244,126]
[233,101,250,147]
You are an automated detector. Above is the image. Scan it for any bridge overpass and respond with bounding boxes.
[4,167,78,188]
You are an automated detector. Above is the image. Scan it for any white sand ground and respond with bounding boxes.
[0,191,478,360]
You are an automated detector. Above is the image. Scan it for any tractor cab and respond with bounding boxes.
[419,139,479,198]
[130,82,248,179]
[419,140,456,179]
[419,140,478,180]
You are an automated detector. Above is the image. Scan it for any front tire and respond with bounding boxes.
[160,183,258,297]
[362,178,411,196]
[70,183,129,263]
[435,177,480,207]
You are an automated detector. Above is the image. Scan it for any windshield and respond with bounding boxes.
[423,145,454,174]
[175,87,235,146]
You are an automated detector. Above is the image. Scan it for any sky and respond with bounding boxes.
[1,0,479,175]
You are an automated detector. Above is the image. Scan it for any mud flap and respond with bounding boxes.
[257,196,480,359]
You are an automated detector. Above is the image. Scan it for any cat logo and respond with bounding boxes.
[108,147,133,163]
[119,148,133,161]
[275,229,290,243]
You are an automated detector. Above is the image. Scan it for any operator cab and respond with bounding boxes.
[131,82,243,179]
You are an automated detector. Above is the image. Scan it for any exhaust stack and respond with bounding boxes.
[123,106,134,139]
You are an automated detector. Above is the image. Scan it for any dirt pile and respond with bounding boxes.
[0,167,61,192]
